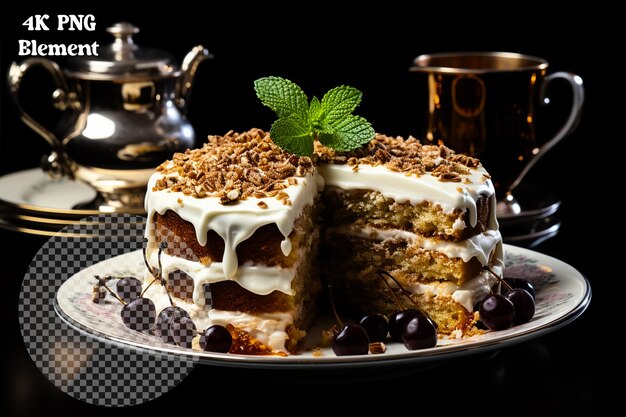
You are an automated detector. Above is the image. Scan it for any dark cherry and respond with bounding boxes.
[332,324,370,356]
[359,314,388,342]
[121,297,156,332]
[479,294,515,330]
[155,306,190,344]
[505,288,536,324]
[116,277,143,302]
[200,325,233,353]
[503,278,536,299]
[474,319,489,330]
[402,316,437,350]
[388,309,424,342]
[169,316,197,348]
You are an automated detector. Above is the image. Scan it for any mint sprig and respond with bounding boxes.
[254,76,375,156]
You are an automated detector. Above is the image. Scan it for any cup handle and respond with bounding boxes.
[8,58,77,178]
[508,72,584,192]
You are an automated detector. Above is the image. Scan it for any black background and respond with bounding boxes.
[0,2,613,416]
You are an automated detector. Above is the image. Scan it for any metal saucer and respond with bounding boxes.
[500,216,561,248]
[497,182,561,225]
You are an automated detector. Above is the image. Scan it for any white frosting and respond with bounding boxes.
[452,241,504,311]
[318,163,496,228]
[145,159,500,316]
[328,225,501,266]
[145,170,321,281]
[150,251,298,307]
[405,241,504,312]
[209,309,292,352]
[143,281,292,352]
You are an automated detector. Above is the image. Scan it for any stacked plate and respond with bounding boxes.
[0,168,145,237]
[497,183,561,248]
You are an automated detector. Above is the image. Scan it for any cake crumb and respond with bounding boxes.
[369,342,386,354]
[312,347,324,357]
[320,325,339,347]
[191,334,202,351]
[177,197,184,207]
[449,329,463,339]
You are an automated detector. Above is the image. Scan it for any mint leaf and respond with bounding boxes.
[317,128,339,148]
[255,77,375,156]
[323,115,375,152]
[269,116,313,157]
[308,96,323,125]
[254,76,309,119]
[321,86,362,123]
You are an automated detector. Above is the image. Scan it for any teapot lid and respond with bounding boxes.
[65,22,180,80]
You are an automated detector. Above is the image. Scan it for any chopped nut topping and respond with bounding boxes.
[153,130,483,204]
[257,201,268,209]
[153,129,314,203]
[315,133,481,182]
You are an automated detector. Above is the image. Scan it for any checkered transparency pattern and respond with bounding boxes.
[19,214,197,406]
[151,223,213,307]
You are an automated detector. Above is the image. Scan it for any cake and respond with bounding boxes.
[144,129,322,353]
[317,134,502,334]
[144,128,503,354]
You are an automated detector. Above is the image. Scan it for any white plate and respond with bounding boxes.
[0,168,96,210]
[55,244,590,369]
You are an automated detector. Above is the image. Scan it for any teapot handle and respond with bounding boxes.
[8,58,77,178]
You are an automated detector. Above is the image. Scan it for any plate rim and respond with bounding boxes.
[0,168,145,216]
[53,244,592,369]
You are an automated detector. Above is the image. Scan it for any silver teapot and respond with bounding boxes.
[8,22,211,210]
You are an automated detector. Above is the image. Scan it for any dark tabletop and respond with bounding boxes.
[1,3,611,416]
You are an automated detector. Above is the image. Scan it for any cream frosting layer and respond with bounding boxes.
[328,224,504,312]
[145,170,322,281]
[145,159,500,301]
[327,225,502,266]
[406,262,503,313]
[150,251,298,307]
[318,163,497,228]
[143,281,292,352]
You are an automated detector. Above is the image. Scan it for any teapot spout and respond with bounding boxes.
[176,45,212,113]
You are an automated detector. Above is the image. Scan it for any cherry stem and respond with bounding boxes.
[141,243,164,297]
[377,270,419,308]
[484,266,512,292]
[141,238,159,278]
[95,275,126,305]
[377,270,436,325]
[141,241,176,307]
[376,270,404,309]
[141,274,157,296]
[157,242,175,306]
[327,284,343,327]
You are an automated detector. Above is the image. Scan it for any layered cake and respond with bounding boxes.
[144,129,322,353]
[144,128,502,353]
[317,134,502,334]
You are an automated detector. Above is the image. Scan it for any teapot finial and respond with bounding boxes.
[107,22,139,58]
